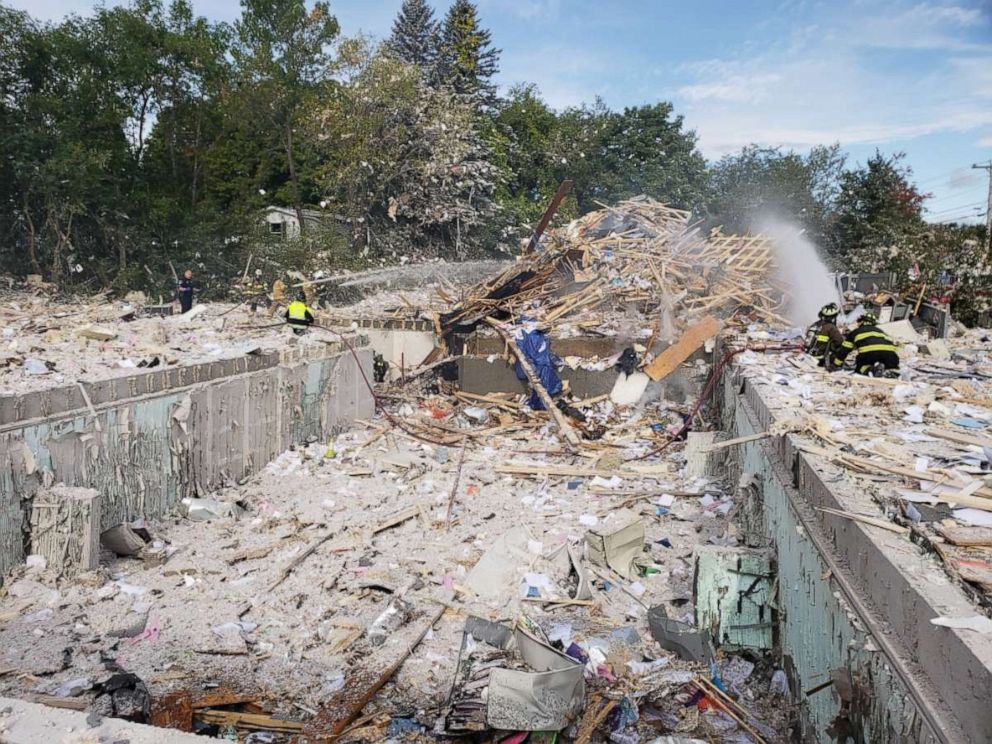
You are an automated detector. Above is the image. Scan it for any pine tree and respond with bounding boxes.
[387,0,438,71]
[436,0,500,106]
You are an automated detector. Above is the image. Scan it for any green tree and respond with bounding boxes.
[312,46,500,258]
[544,101,706,214]
[436,0,499,106]
[141,1,231,213]
[2,8,137,282]
[232,0,340,233]
[596,103,707,209]
[387,0,438,72]
[831,151,927,271]
[491,84,565,229]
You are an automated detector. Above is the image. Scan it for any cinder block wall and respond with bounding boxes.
[0,342,374,577]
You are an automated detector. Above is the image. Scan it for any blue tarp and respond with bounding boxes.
[513,326,562,410]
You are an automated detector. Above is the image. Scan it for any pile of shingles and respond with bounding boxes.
[438,195,787,339]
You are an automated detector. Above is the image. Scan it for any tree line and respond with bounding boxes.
[0,0,987,317]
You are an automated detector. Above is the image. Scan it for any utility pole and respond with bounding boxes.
[973,160,992,252]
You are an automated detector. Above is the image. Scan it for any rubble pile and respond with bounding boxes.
[0,400,792,741]
[438,196,785,344]
[3,193,990,742]
[0,292,303,396]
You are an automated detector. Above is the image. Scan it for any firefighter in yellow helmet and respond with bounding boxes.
[285,291,314,335]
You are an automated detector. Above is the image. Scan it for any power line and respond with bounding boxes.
[923,190,987,207]
[925,201,984,217]
[935,211,986,225]
[931,206,984,220]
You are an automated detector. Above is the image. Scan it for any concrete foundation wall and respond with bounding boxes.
[720,366,990,743]
[0,342,374,577]
[363,328,436,380]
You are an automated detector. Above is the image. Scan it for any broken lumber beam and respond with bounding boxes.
[936,525,992,547]
[702,431,771,452]
[495,461,669,478]
[483,318,581,448]
[644,314,722,381]
[225,543,279,565]
[267,529,338,592]
[305,603,446,738]
[927,426,992,450]
[27,695,88,711]
[195,709,303,733]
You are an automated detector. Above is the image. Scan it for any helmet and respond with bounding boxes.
[254,268,262,277]
[859,312,877,325]
[818,303,839,320]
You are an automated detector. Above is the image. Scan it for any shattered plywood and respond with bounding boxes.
[645,315,722,381]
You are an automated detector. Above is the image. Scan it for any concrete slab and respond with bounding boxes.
[0,696,205,743]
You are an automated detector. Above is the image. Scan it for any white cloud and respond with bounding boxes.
[949,168,983,189]
[670,2,992,157]
[852,2,988,51]
[677,71,782,104]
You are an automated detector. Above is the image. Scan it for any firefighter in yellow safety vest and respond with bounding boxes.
[285,292,314,334]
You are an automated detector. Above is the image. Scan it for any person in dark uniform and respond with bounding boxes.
[833,312,900,376]
[177,269,195,314]
[805,302,845,368]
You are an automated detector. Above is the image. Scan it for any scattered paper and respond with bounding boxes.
[897,490,938,505]
[590,475,623,489]
[951,418,987,430]
[952,508,992,527]
[903,406,924,424]
[892,384,915,400]
[656,493,675,508]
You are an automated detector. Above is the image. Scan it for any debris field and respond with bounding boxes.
[0,196,989,743]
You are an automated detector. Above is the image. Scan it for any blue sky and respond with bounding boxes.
[9,0,992,224]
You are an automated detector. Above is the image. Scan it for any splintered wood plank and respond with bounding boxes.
[644,315,723,381]
[304,603,446,739]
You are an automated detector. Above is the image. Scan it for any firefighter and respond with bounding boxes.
[240,269,266,312]
[805,302,845,368]
[285,291,314,335]
[833,312,900,376]
[268,274,287,317]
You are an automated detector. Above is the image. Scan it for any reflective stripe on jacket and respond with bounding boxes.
[835,324,898,364]
[806,320,843,359]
